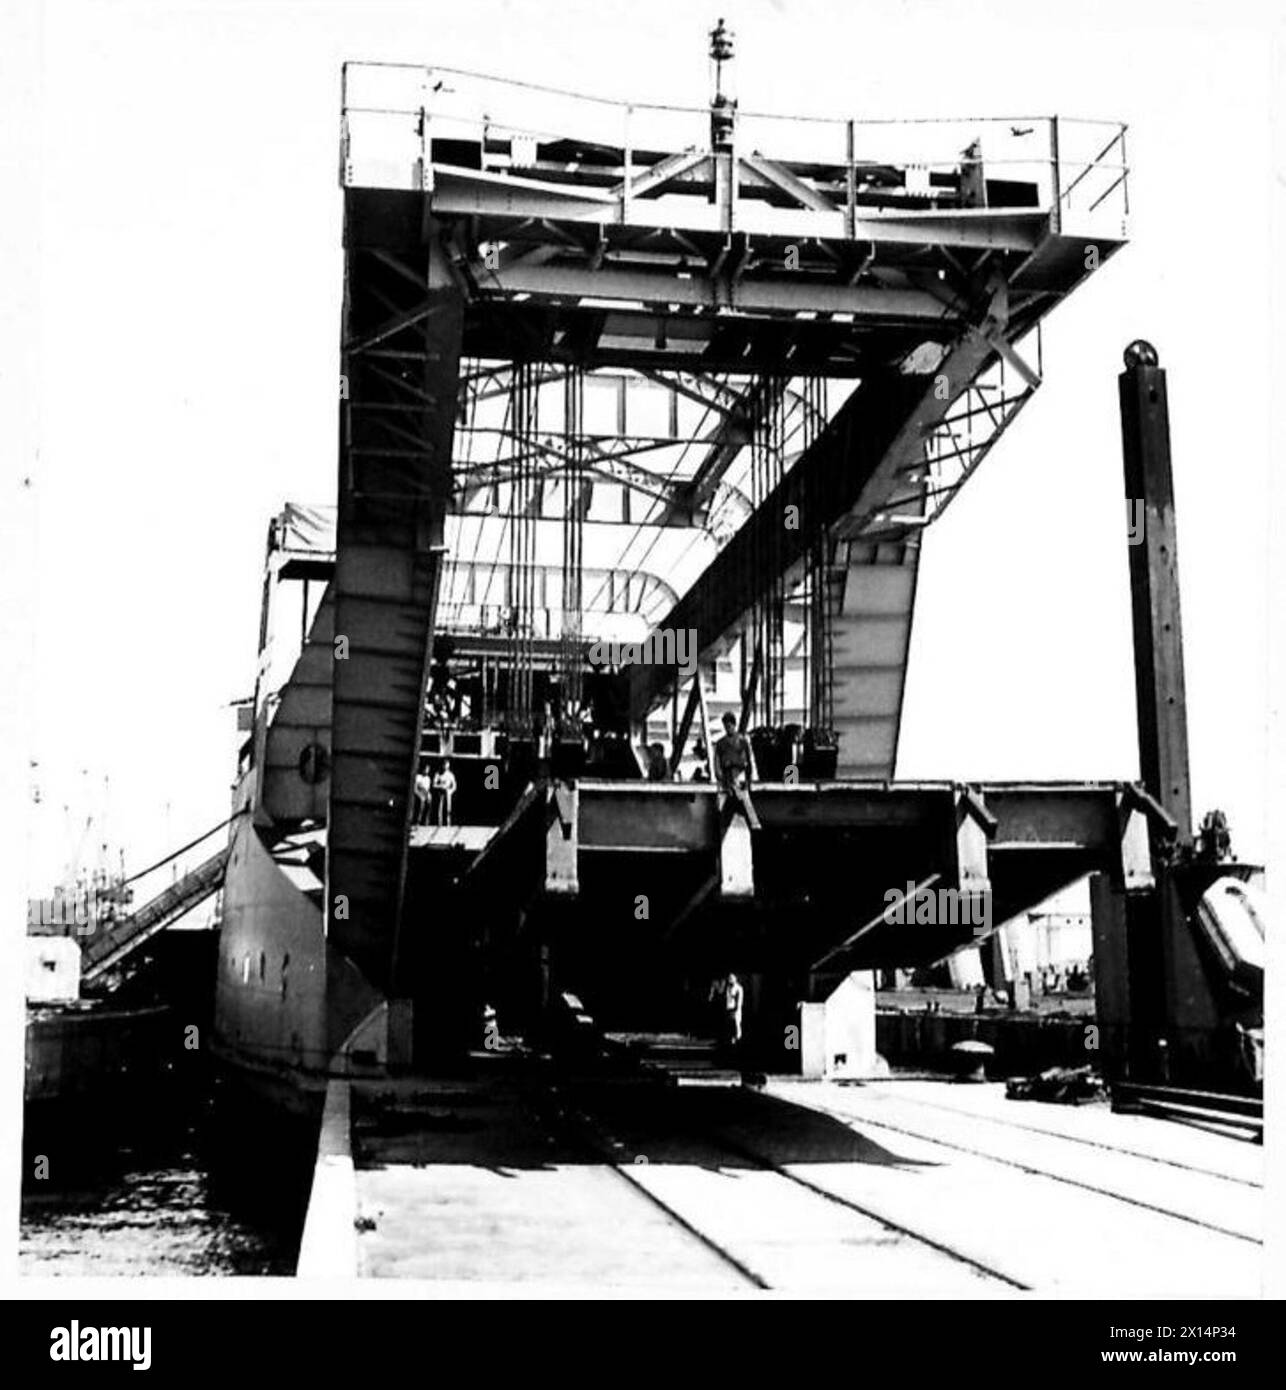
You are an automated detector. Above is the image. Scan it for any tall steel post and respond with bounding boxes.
[1118,340,1192,839]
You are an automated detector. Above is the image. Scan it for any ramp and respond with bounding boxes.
[81,846,230,985]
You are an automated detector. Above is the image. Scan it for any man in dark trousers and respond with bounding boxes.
[713,712,752,792]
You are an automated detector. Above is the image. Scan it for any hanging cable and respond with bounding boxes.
[800,373,833,733]
[561,367,586,721]
[121,808,249,886]
[580,370,733,618]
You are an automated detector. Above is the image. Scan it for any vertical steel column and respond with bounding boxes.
[328,199,464,1015]
[1048,116,1062,235]
[1118,341,1192,838]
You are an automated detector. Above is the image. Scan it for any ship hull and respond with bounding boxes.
[212,807,330,1104]
[25,1001,173,1107]
[23,1001,179,1173]
[212,785,387,1107]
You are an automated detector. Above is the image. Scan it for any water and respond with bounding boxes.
[20,1070,318,1277]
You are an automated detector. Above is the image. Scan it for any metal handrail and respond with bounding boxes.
[344,107,1128,177]
[342,60,1123,131]
[340,62,1128,231]
[1058,124,1129,204]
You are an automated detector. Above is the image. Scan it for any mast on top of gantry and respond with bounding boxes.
[708,17,737,149]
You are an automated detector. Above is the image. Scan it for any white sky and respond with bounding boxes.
[6,0,1278,888]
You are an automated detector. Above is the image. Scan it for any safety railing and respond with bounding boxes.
[339,62,1129,237]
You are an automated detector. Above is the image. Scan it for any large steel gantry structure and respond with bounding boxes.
[239,35,1191,1077]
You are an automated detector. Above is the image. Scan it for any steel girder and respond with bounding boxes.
[627,271,1043,720]
[326,206,464,1011]
[484,778,1165,975]
[625,366,927,719]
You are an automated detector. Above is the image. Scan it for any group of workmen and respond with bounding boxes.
[414,713,748,827]
[414,759,458,826]
[644,711,754,793]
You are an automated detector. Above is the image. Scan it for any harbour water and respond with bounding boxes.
[20,1068,317,1277]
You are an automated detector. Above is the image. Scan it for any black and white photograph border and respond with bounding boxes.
[0,0,1283,1318]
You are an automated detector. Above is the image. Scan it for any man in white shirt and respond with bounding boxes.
[433,760,458,826]
[724,972,744,1047]
[414,766,432,826]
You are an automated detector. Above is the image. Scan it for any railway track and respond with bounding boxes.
[528,1038,1261,1295]
[347,1058,1259,1293]
[785,1091,1260,1246]
[535,1073,1029,1294]
[834,1085,1263,1187]
[1110,1081,1263,1140]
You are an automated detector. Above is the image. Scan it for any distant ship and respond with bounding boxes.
[25,870,169,1129]
[25,802,226,1132]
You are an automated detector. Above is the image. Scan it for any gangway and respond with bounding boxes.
[80,846,230,986]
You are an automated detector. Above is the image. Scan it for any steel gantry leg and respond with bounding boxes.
[326,201,465,1043]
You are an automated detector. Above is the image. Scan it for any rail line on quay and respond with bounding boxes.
[832,1086,1263,1187]
[536,1073,1031,1294]
[770,1089,1261,1247]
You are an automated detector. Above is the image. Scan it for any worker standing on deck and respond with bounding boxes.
[414,764,433,826]
[713,712,752,792]
[433,759,457,826]
[724,972,745,1048]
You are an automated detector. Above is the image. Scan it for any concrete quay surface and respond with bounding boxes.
[296,1059,1262,1296]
